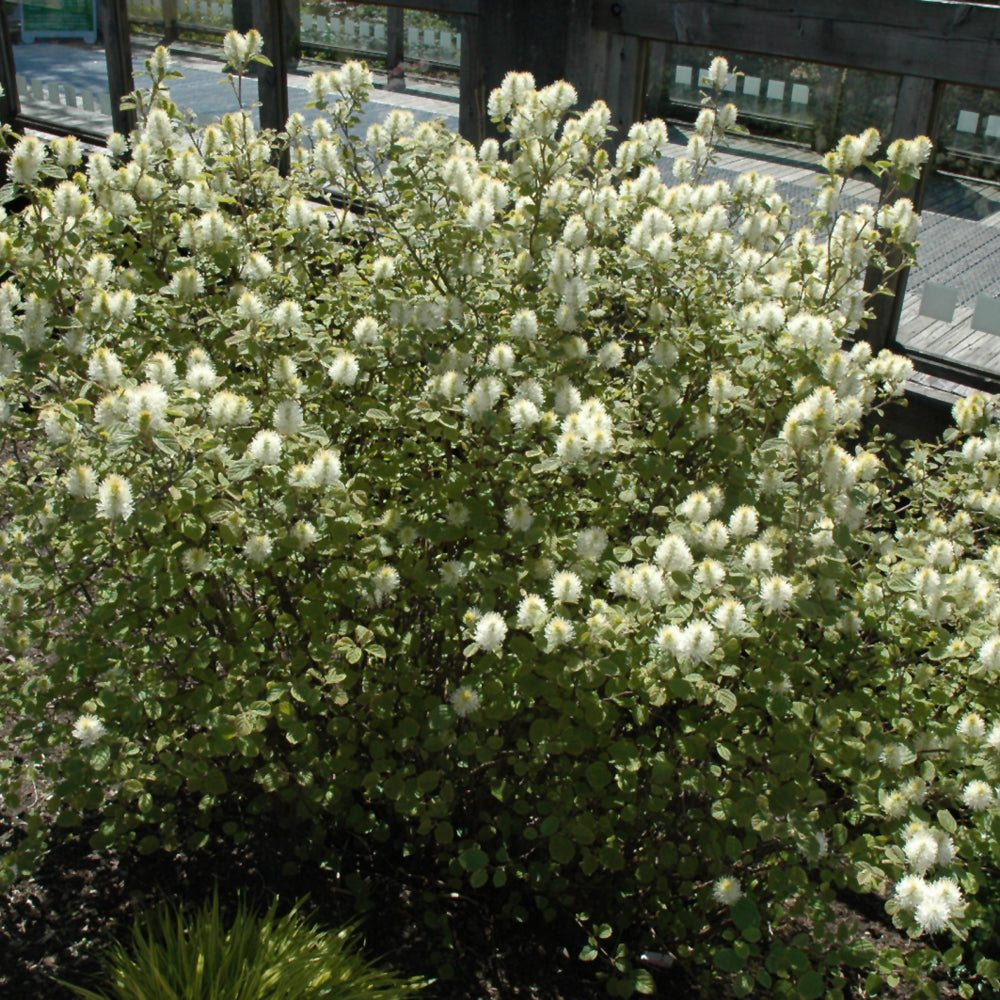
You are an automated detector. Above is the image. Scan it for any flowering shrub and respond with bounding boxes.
[1,39,999,997]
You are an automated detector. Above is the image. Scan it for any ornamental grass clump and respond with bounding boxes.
[3,35,1000,996]
[62,893,427,1000]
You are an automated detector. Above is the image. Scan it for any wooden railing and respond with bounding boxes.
[4,0,1000,390]
[125,0,462,69]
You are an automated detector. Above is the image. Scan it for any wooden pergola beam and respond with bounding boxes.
[593,0,1000,88]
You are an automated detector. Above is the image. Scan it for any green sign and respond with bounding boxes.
[20,0,98,44]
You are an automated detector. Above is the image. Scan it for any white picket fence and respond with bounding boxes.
[16,73,113,118]
[126,1,461,68]
[127,0,231,28]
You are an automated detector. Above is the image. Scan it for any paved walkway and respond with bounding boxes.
[9,39,999,389]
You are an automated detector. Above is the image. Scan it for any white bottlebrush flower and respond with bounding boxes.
[186,360,219,394]
[272,399,304,436]
[166,267,204,299]
[712,875,742,905]
[9,135,46,185]
[516,594,549,630]
[712,599,747,636]
[39,406,74,444]
[694,559,726,591]
[978,636,1000,674]
[126,381,170,431]
[551,570,583,604]
[927,538,956,568]
[308,449,342,487]
[879,743,913,771]
[505,503,534,532]
[914,883,955,934]
[440,560,468,587]
[450,685,481,717]
[544,616,575,649]
[957,713,987,741]
[88,348,124,387]
[273,300,303,330]
[246,429,283,466]
[96,475,134,523]
[655,535,694,574]
[760,576,795,614]
[934,831,956,867]
[372,255,396,283]
[241,252,273,282]
[463,377,503,420]
[556,432,586,463]
[742,542,774,574]
[181,548,211,575]
[509,398,541,429]
[683,621,717,663]
[243,534,273,563]
[655,624,688,658]
[894,874,926,912]
[962,780,994,812]
[237,291,267,323]
[881,788,909,819]
[328,352,360,386]
[352,315,381,345]
[987,723,1000,751]
[576,527,608,561]
[291,520,318,549]
[371,565,400,603]
[64,465,98,499]
[474,611,508,653]
[904,829,940,874]
[72,714,106,746]
[597,342,624,369]
[700,521,729,551]
[628,563,667,606]
[488,343,516,370]
[208,391,253,427]
[507,309,538,342]
[145,352,177,387]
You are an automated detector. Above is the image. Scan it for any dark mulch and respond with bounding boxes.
[0,814,698,999]
[0,811,974,999]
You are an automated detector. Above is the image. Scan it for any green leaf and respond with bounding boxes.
[937,809,958,835]
[714,688,737,713]
[797,970,825,1000]
[458,846,488,872]
[549,834,575,865]
[714,948,745,973]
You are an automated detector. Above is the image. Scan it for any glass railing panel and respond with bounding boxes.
[127,0,261,129]
[647,43,898,156]
[935,83,1000,183]
[294,4,459,135]
[10,0,113,137]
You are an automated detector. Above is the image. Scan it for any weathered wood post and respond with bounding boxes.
[386,6,405,71]
[101,0,137,136]
[161,0,178,42]
[863,76,944,351]
[233,0,252,34]
[251,0,290,169]
[0,0,20,134]
[461,0,598,144]
[284,0,301,65]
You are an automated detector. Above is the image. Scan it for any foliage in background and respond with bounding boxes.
[63,892,427,1000]
[1,35,1000,998]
